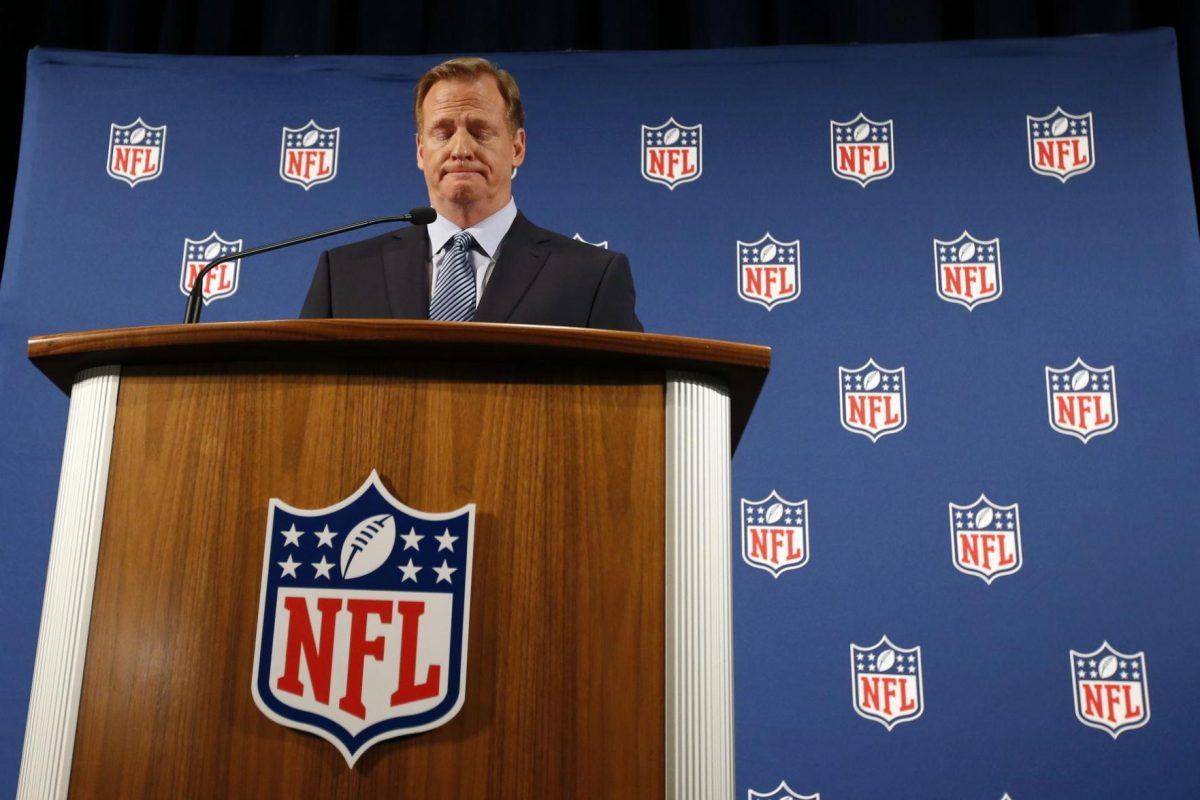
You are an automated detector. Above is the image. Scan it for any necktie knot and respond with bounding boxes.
[449,231,474,253]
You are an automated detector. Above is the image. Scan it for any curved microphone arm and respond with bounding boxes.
[183,208,436,324]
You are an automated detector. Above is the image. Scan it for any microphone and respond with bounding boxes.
[183,207,437,324]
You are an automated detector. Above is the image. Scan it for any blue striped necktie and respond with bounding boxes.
[429,231,476,321]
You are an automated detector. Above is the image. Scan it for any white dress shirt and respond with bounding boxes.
[427,197,519,308]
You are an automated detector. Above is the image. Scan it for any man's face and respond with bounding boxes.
[416,76,526,219]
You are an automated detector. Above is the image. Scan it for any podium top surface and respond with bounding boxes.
[28,319,771,448]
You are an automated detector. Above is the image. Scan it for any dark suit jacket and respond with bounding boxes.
[300,212,643,332]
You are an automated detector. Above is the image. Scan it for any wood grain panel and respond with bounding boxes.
[28,320,767,450]
[68,361,664,799]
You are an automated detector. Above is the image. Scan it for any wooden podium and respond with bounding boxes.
[17,320,769,800]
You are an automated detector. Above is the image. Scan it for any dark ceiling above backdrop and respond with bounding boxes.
[2,0,1198,284]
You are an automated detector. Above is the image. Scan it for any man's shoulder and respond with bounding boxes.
[514,214,624,265]
[324,227,421,262]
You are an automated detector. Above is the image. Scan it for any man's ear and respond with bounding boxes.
[511,128,526,168]
[415,132,424,171]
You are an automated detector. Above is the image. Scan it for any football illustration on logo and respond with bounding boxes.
[339,514,396,579]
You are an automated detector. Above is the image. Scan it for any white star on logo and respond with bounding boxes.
[314,525,337,548]
[401,527,424,551]
[280,523,304,547]
[434,559,457,584]
[435,528,459,552]
[312,556,334,579]
[277,555,300,578]
[398,558,422,583]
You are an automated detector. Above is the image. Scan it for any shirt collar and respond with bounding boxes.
[427,197,518,258]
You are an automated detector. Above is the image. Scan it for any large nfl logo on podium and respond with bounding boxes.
[641,117,702,189]
[1045,358,1118,442]
[107,118,166,186]
[1027,107,1094,182]
[180,232,243,305]
[252,472,474,766]
[839,359,907,442]
[280,120,340,189]
[851,635,923,730]
[1070,642,1149,738]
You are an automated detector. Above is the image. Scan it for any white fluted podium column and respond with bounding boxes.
[665,371,734,800]
[17,366,120,800]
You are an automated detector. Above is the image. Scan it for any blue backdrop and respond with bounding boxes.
[3,29,1198,798]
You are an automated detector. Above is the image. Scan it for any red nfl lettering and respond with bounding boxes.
[858,674,918,716]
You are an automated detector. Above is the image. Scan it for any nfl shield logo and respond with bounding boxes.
[107,118,166,187]
[252,471,474,766]
[747,781,819,800]
[830,113,893,186]
[741,492,808,578]
[280,120,340,189]
[839,359,907,442]
[738,234,800,310]
[641,117,702,189]
[949,494,1021,584]
[1045,358,1118,443]
[1070,642,1149,738]
[851,635,923,730]
[934,232,1002,310]
[1027,108,1094,182]
[572,233,608,249]
[180,231,243,305]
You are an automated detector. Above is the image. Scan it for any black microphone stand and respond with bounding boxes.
[183,209,433,324]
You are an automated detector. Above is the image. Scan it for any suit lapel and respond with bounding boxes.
[381,226,430,319]
[474,212,552,323]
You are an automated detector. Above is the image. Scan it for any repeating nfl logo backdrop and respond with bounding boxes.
[4,32,1200,800]
[252,472,474,766]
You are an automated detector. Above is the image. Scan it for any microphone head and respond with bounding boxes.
[408,207,437,225]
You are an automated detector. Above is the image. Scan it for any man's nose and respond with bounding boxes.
[449,127,474,158]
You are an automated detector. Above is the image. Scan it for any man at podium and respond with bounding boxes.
[301,57,643,332]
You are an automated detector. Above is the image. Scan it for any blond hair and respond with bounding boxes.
[413,57,525,134]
